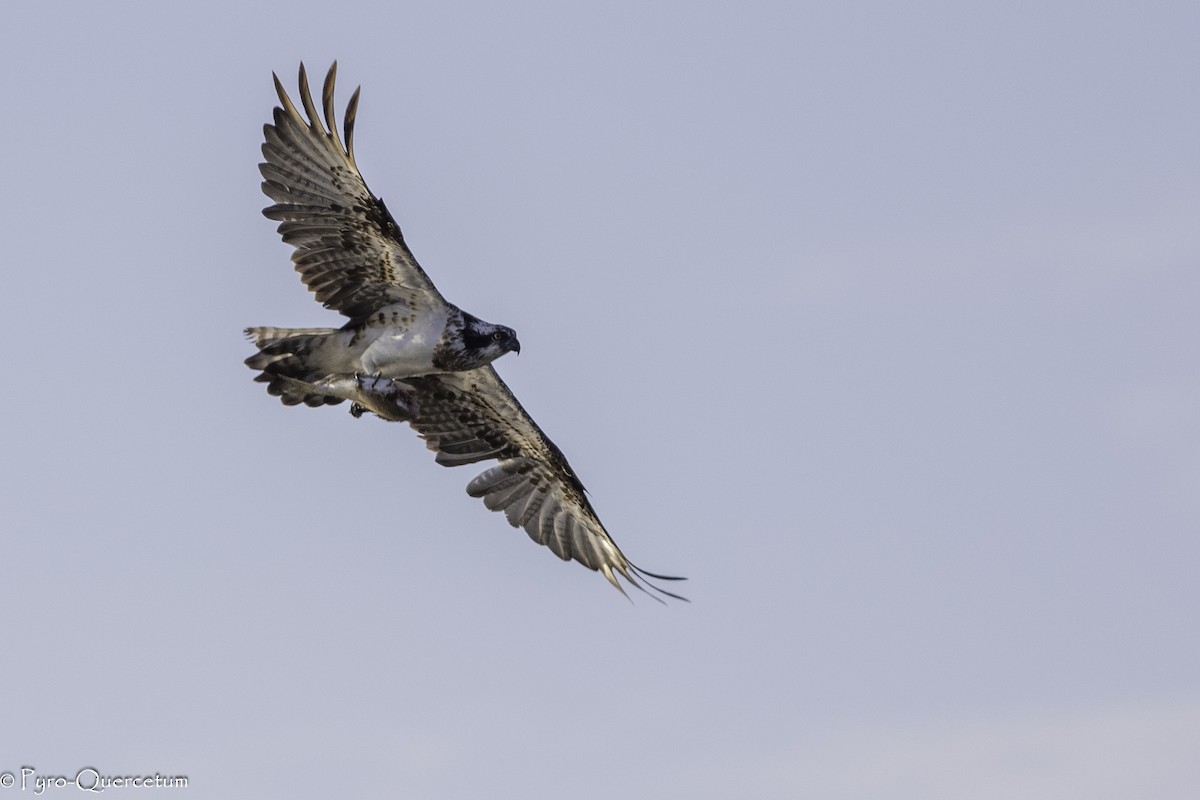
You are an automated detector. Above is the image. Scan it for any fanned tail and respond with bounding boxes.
[244,326,344,407]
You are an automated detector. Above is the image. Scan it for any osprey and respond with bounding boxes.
[245,63,684,600]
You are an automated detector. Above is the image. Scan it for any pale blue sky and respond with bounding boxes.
[2,2,1198,798]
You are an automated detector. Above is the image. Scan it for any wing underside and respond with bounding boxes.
[260,63,445,322]
[405,368,686,601]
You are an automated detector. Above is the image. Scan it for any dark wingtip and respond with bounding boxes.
[630,565,690,603]
[345,85,362,162]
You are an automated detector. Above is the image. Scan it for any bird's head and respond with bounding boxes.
[453,311,521,369]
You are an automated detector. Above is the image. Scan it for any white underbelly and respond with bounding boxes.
[358,310,448,377]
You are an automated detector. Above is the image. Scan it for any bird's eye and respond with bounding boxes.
[492,331,505,341]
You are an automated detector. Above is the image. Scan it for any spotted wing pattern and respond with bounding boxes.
[404,367,686,600]
[260,63,445,322]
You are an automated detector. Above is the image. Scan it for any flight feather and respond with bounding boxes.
[260,62,443,321]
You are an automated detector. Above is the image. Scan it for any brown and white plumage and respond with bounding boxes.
[245,63,684,600]
[403,367,684,598]
[260,62,443,321]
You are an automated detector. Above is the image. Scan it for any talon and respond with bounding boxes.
[350,403,365,418]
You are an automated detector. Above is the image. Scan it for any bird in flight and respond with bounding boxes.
[244,63,684,600]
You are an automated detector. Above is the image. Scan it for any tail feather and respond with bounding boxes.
[244,326,344,407]
[245,326,339,348]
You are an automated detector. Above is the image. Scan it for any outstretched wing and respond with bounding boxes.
[404,367,686,601]
[260,62,445,321]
